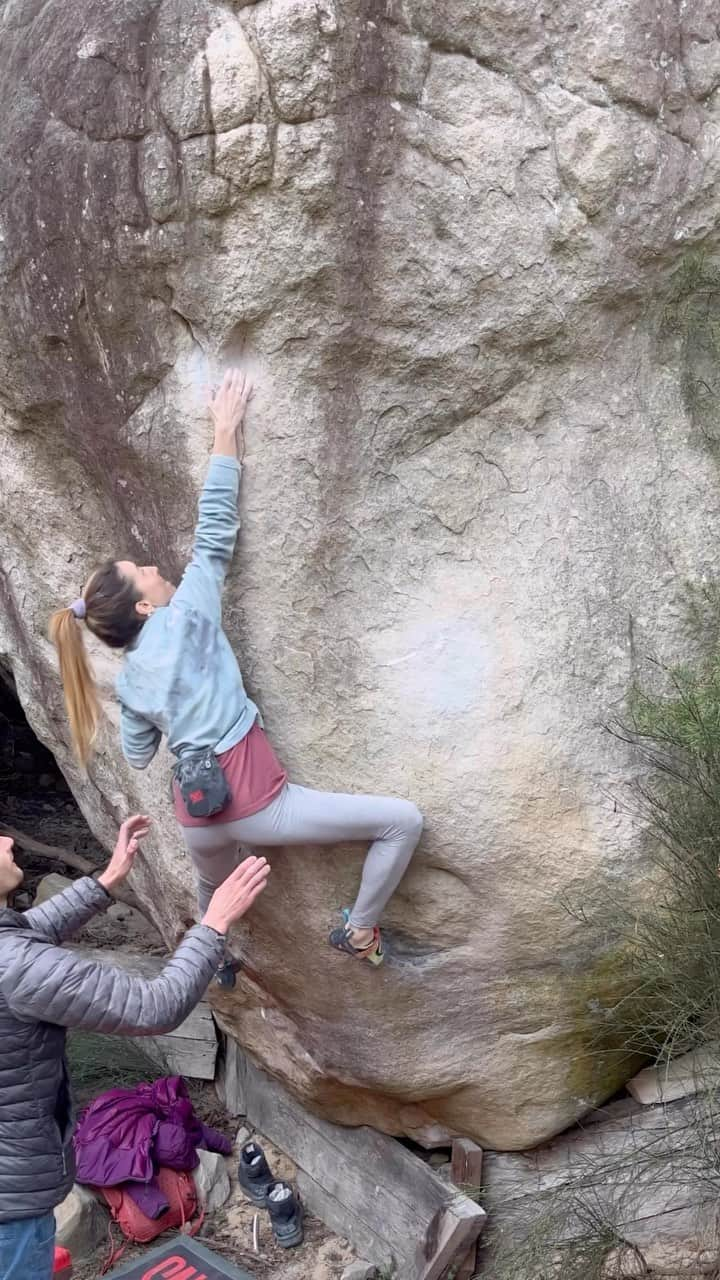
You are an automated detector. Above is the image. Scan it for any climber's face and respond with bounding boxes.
[116,561,177,614]
[0,835,23,901]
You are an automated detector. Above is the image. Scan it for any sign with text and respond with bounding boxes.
[108,1236,255,1280]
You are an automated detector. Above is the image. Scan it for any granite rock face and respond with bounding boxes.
[2,0,720,1149]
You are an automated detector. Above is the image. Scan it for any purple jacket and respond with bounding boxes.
[73,1076,231,1188]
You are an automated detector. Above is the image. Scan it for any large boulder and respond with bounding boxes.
[1,0,720,1149]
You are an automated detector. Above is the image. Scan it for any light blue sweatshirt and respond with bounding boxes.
[116,455,259,768]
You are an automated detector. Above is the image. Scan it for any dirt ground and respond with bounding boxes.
[71,1123,358,1280]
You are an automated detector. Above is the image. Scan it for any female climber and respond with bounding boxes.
[50,369,423,986]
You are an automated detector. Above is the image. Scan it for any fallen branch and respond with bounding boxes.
[0,824,96,876]
[0,824,151,919]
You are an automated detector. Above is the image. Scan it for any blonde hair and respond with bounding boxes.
[50,560,144,765]
[49,606,101,766]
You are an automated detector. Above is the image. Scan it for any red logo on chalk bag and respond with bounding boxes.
[189,790,205,804]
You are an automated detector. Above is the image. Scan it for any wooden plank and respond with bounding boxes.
[445,1137,483,1277]
[491,1100,712,1195]
[215,1034,246,1115]
[128,1028,215,1080]
[222,1037,485,1277]
[451,1139,484,1195]
[481,1093,720,1261]
[295,1169,395,1273]
[581,1095,644,1127]
[244,1059,447,1222]
[419,1198,485,1280]
[66,945,217,1080]
[627,1044,720,1106]
[451,1244,478,1279]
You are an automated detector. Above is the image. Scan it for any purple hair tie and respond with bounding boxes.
[69,598,86,620]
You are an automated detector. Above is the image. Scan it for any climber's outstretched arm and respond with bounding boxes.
[173,370,252,622]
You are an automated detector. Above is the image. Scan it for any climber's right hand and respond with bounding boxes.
[209,368,253,461]
[202,855,270,935]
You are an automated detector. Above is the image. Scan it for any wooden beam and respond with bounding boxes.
[627,1044,720,1106]
[451,1245,478,1280]
[445,1138,483,1279]
[216,1033,246,1116]
[216,1036,485,1277]
[451,1138,484,1195]
[67,945,217,1080]
[481,1093,720,1265]
[419,1198,484,1280]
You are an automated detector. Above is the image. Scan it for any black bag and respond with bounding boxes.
[174,748,232,819]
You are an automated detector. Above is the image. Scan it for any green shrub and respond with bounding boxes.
[487,607,720,1277]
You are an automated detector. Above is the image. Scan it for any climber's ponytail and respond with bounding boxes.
[49,605,100,766]
[51,558,145,765]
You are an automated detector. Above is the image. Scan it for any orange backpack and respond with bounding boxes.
[92,1167,202,1272]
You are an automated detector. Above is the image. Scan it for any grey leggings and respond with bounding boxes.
[182,782,423,928]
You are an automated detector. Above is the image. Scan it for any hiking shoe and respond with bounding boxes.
[214,955,242,989]
[238,1140,275,1206]
[329,908,384,966]
[266,1180,304,1248]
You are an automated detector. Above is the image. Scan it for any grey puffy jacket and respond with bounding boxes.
[0,877,224,1222]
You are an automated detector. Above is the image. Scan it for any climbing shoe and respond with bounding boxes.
[329,908,384,966]
[238,1140,275,1207]
[214,954,242,989]
[266,1180,304,1248]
